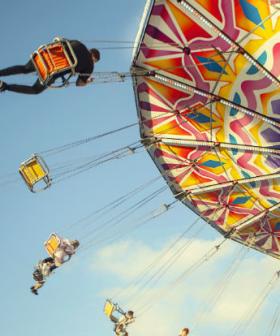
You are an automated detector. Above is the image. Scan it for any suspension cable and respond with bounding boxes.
[191,246,249,332]
[79,185,169,251]
[61,175,163,234]
[93,201,178,246]
[112,217,202,301]
[267,298,280,336]
[129,220,206,309]
[136,236,228,316]
[41,122,138,157]
[231,270,280,336]
[51,141,143,184]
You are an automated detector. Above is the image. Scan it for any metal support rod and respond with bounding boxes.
[234,203,280,232]
[184,172,280,195]
[153,72,279,127]
[146,136,280,156]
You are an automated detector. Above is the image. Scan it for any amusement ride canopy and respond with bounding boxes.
[131,0,280,258]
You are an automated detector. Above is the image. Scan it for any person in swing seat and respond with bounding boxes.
[110,309,135,336]
[52,238,80,267]
[30,257,57,295]
[0,39,100,94]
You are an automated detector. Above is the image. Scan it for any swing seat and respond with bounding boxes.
[19,154,51,193]
[31,37,78,87]
[104,300,116,317]
[44,233,61,257]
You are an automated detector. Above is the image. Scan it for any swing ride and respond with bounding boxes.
[2,0,280,335]
[19,0,280,261]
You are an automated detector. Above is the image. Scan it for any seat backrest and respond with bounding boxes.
[37,43,71,75]
[104,300,115,317]
[48,44,71,69]
[32,40,76,84]
[19,155,49,191]
[44,233,61,257]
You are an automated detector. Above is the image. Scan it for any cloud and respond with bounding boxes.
[91,237,280,336]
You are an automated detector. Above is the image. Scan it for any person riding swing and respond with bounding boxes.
[52,238,80,267]
[0,38,100,94]
[111,309,135,336]
[104,300,135,336]
[30,257,57,295]
[30,234,80,295]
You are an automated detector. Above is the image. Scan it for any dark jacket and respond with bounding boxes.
[69,40,94,84]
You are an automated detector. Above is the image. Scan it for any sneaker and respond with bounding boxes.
[0,80,6,92]
[31,286,38,295]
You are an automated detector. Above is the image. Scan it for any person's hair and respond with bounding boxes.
[181,328,189,335]
[90,48,101,61]
[127,310,134,317]
[72,240,80,249]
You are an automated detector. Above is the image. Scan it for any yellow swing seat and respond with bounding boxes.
[104,299,116,317]
[44,233,61,257]
[31,37,78,87]
[19,154,51,193]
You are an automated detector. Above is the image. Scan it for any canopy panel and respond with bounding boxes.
[132,0,280,258]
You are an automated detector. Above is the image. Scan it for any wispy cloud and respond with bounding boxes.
[91,238,280,336]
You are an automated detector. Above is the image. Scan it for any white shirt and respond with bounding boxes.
[38,261,53,277]
[117,315,134,327]
[54,239,76,265]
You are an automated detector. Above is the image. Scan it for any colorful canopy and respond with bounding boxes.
[131,0,280,258]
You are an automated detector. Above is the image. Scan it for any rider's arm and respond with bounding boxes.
[76,75,93,87]
[126,317,135,325]
[109,314,118,323]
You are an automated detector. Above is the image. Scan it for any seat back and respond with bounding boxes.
[33,43,71,81]
[31,38,78,86]
[104,300,115,317]
[19,154,51,192]
[44,233,61,257]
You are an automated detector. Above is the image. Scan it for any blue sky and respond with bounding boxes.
[1,1,280,336]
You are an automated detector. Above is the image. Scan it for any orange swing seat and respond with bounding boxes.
[31,37,78,87]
